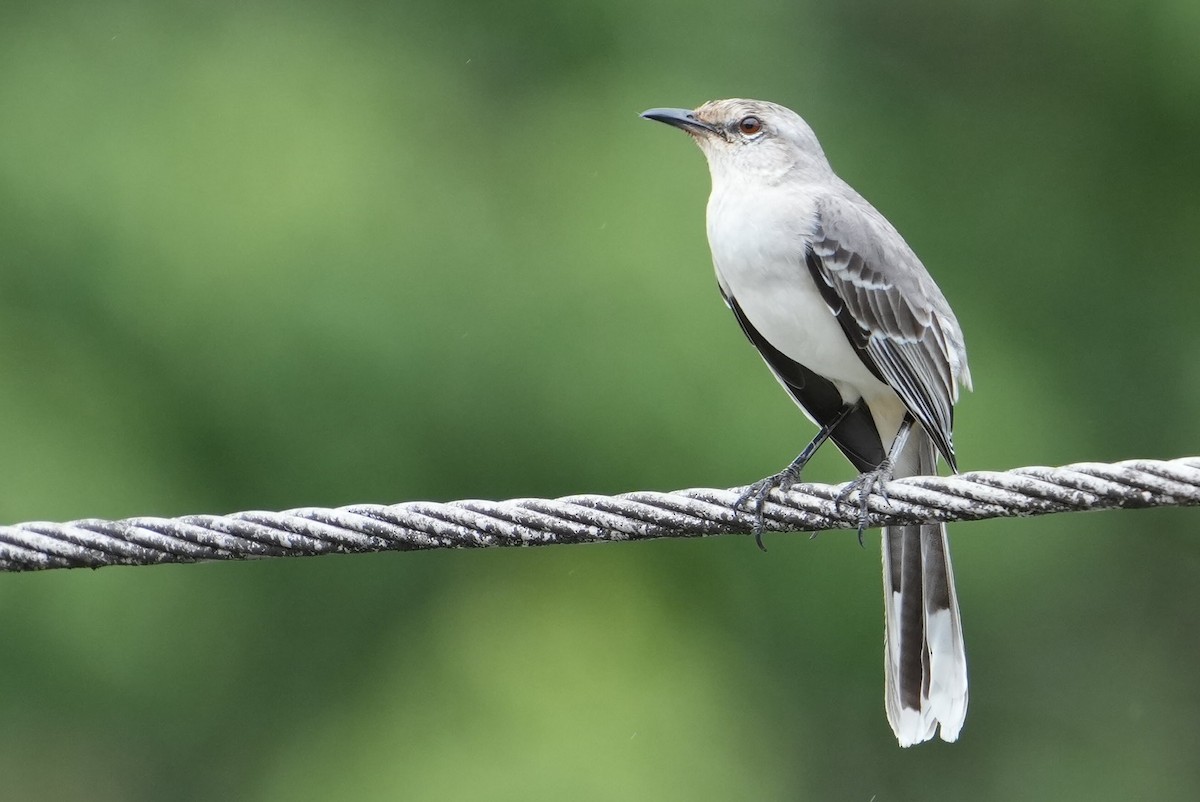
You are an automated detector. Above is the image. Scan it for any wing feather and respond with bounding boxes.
[804,193,970,469]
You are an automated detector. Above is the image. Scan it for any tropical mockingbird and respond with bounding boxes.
[642,99,971,746]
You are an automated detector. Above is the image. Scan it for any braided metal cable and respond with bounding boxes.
[2,457,1197,572]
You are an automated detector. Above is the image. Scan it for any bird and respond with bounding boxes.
[641,99,971,746]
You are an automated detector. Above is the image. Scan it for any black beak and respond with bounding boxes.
[640,107,717,135]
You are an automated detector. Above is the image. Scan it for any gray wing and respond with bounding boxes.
[805,192,971,469]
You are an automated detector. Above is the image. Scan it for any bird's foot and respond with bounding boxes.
[835,461,894,546]
[735,466,802,551]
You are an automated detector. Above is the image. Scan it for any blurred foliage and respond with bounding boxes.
[1,0,1199,799]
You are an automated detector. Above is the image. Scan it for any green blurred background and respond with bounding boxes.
[2,0,1199,798]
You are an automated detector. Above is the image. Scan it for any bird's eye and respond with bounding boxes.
[738,116,762,135]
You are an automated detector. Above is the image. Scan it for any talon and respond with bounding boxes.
[836,461,895,544]
[733,468,800,551]
[731,423,849,551]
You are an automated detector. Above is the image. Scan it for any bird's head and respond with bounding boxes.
[641,98,830,184]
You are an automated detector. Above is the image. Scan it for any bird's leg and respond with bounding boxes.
[736,403,856,550]
[836,413,915,546]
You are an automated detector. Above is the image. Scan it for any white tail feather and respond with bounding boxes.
[882,427,968,746]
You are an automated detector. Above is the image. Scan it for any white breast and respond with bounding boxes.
[706,180,892,406]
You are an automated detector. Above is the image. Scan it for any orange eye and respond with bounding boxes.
[738,116,762,135]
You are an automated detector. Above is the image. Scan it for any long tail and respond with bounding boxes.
[882,425,968,746]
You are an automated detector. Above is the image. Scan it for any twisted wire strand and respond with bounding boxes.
[2,457,1197,573]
